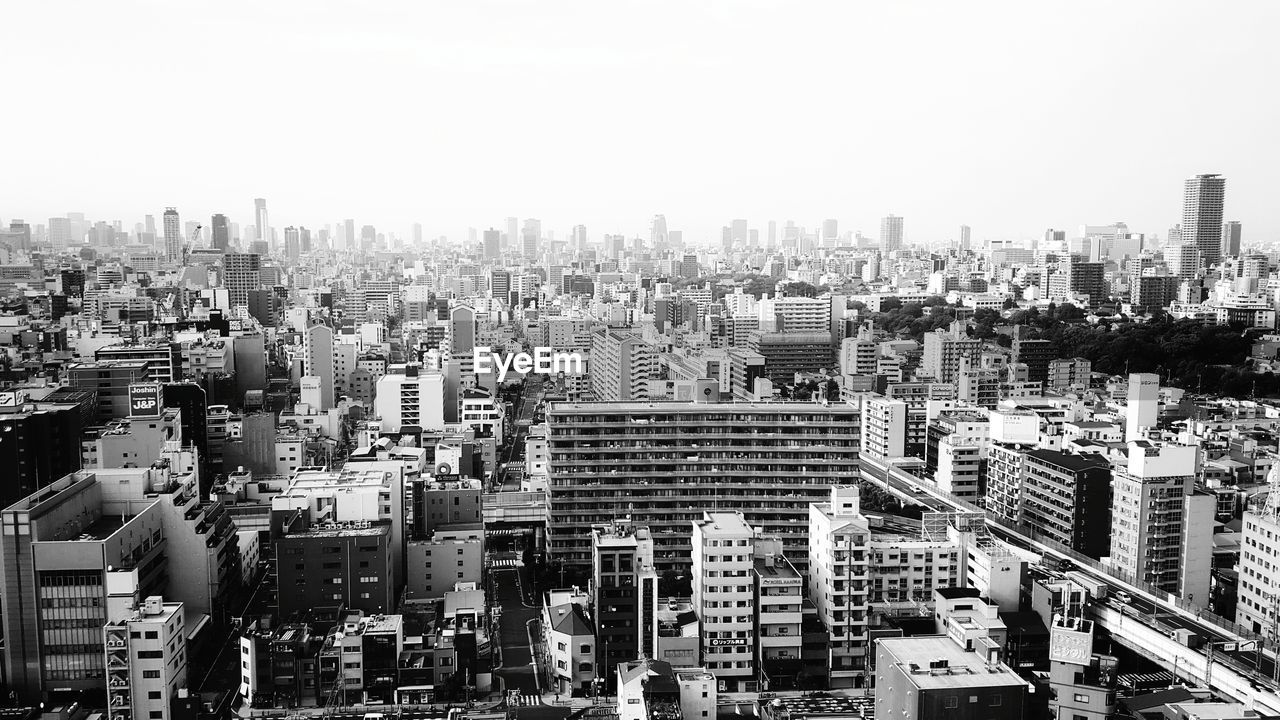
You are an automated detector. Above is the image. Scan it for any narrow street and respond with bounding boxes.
[491,566,542,702]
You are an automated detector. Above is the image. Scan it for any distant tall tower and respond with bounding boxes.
[284,226,300,262]
[767,220,777,250]
[573,225,588,252]
[650,215,668,249]
[959,225,971,250]
[506,217,518,252]
[210,214,230,251]
[1181,174,1226,266]
[880,215,903,253]
[413,222,423,246]
[1221,220,1242,258]
[253,198,269,249]
[344,219,355,250]
[822,219,838,247]
[483,228,501,259]
[522,219,541,260]
[162,207,181,262]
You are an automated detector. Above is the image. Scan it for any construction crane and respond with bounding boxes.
[183,224,203,265]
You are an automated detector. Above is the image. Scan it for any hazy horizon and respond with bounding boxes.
[4,1,1278,246]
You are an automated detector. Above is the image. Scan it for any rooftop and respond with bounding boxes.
[879,636,1025,690]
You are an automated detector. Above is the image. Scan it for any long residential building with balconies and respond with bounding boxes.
[546,400,861,574]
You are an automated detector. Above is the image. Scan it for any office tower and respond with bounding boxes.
[592,524,658,691]
[589,328,655,401]
[210,213,230,251]
[449,304,476,357]
[1124,372,1158,442]
[304,323,336,410]
[880,214,903,252]
[921,320,982,384]
[766,220,777,250]
[375,364,446,432]
[745,331,836,383]
[808,486,871,688]
[691,512,757,692]
[572,224,587,252]
[299,226,311,253]
[1105,443,1213,605]
[1222,220,1242,258]
[222,252,261,308]
[1020,450,1112,558]
[505,216,518,252]
[822,218,839,246]
[490,269,511,301]
[162,207,181,262]
[413,222,423,246]
[650,214,668,248]
[546,401,861,575]
[361,224,377,250]
[731,218,748,246]
[275,514,396,618]
[482,228,500,259]
[0,394,84,509]
[0,473,168,700]
[1,219,31,252]
[959,224,971,250]
[253,197,269,248]
[1181,173,1226,266]
[344,218,355,250]
[48,216,72,248]
[284,226,300,261]
[875,635,1027,718]
[522,218,541,260]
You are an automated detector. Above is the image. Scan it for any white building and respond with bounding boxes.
[807,486,871,689]
[104,596,187,720]
[375,364,446,432]
[691,511,756,692]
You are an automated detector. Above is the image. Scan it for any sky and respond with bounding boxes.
[4,0,1280,247]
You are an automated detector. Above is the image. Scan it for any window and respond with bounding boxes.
[1073,694,1089,703]
[944,697,958,709]
[990,695,1002,706]
[148,691,162,700]
[143,670,161,679]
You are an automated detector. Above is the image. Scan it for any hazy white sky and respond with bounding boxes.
[4,1,1279,246]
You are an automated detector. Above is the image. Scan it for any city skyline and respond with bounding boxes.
[4,1,1280,244]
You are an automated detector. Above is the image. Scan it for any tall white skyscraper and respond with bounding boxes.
[880,214,903,253]
[162,207,181,262]
[253,198,269,249]
[959,224,971,250]
[1181,174,1225,266]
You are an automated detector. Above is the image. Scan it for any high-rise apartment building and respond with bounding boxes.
[1222,220,1242,258]
[1020,450,1112,558]
[104,596,187,720]
[222,252,261,308]
[959,224,971,250]
[547,401,861,574]
[880,215,903,253]
[522,219,541,260]
[1237,501,1280,639]
[1105,442,1213,605]
[921,320,982,384]
[808,486,871,688]
[589,328,655,401]
[691,512,757,692]
[1182,173,1226,266]
[162,207,181,262]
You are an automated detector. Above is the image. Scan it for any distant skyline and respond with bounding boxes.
[4,1,1279,245]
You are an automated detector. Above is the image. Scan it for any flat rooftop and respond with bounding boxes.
[753,557,801,581]
[880,636,1025,690]
[74,515,129,541]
